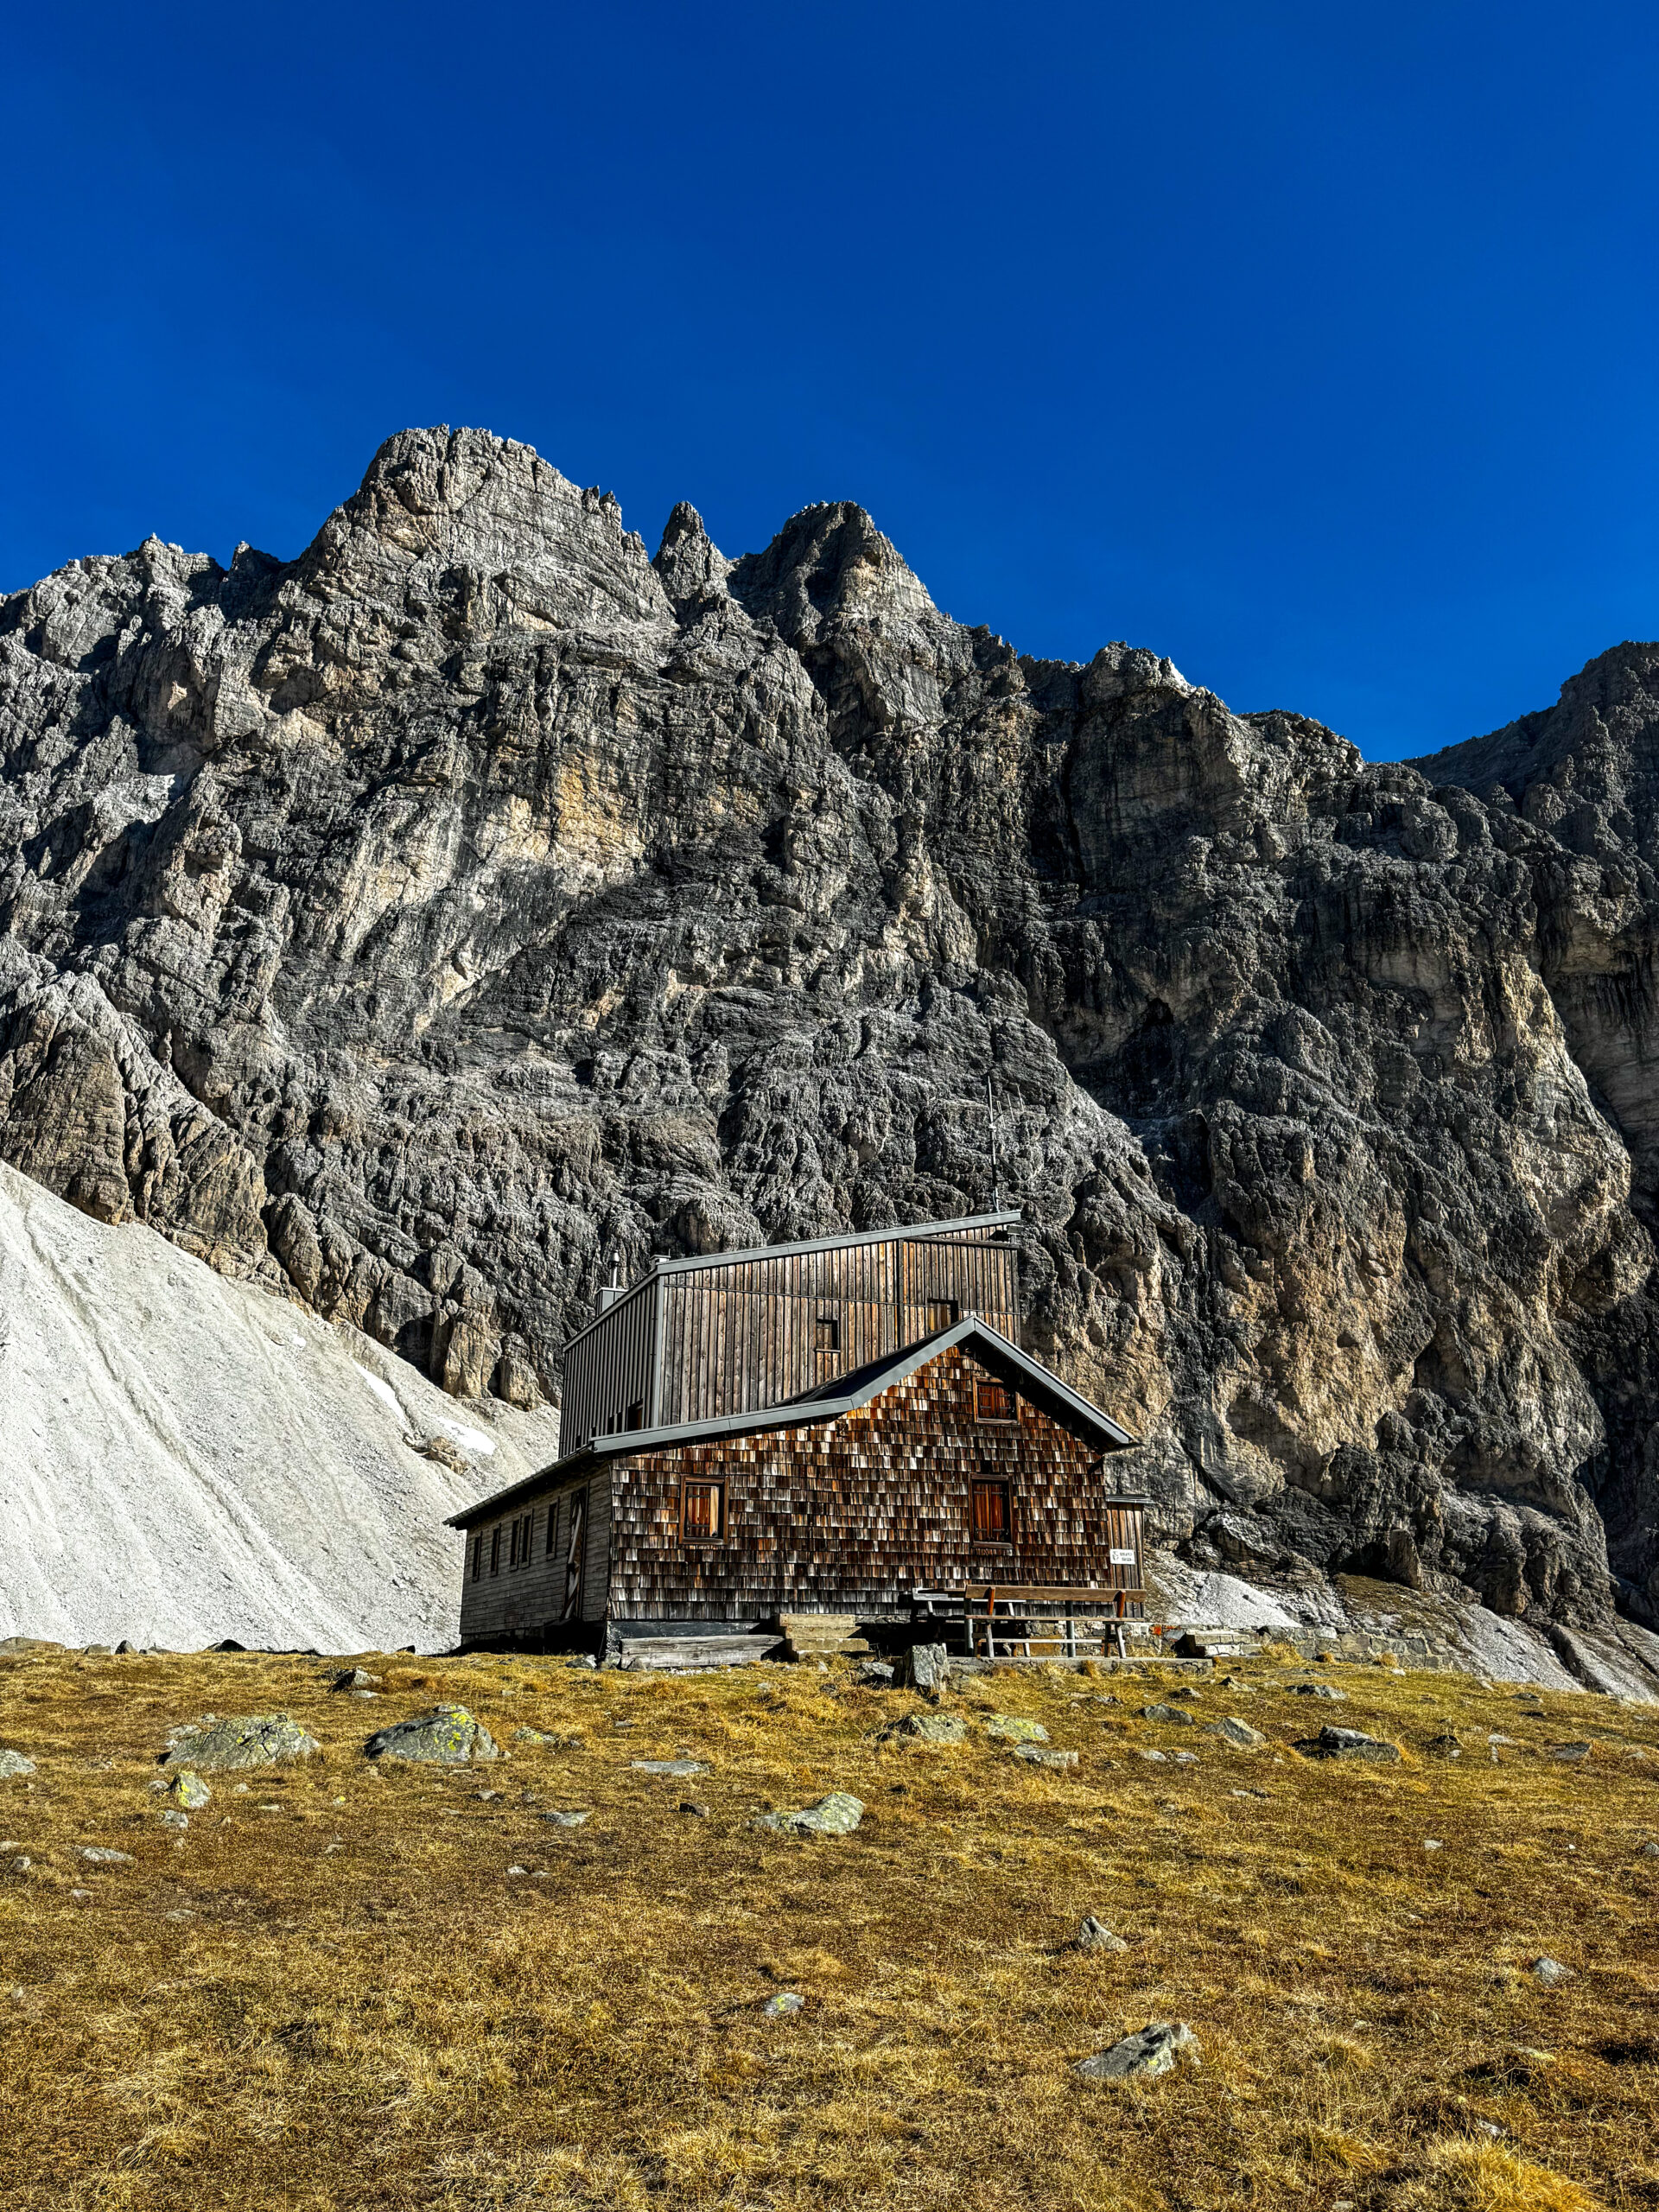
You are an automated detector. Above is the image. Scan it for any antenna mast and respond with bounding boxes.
[986,1074,1001,1211]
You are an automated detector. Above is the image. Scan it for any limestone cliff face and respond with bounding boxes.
[3,423,1658,1634]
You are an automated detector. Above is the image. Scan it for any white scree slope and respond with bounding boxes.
[0,1162,558,1652]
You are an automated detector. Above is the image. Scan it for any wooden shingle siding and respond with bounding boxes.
[604,1344,1138,1619]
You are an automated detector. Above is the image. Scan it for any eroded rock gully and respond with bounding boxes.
[6,423,1659,1639]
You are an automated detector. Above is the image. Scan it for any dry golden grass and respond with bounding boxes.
[2,1645,1656,2210]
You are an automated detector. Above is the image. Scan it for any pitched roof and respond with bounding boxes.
[445,1317,1141,1529]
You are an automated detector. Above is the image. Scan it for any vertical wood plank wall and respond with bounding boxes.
[658,1231,1019,1429]
[560,1279,658,1456]
[457,1471,613,1644]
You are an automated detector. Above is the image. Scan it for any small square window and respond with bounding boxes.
[976,1378,1015,1421]
[626,1401,645,1430]
[683,1480,726,1540]
[814,1315,840,1353]
[925,1299,959,1332]
[971,1479,1012,1543]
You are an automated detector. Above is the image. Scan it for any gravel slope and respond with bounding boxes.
[0,1162,558,1649]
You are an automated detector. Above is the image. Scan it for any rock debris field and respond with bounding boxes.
[2,1640,1657,2210]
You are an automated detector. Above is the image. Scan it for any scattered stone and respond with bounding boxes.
[1427,1732,1464,1760]
[163,1909,194,1922]
[1285,1682,1347,1701]
[70,1887,92,1904]
[890,1712,967,1745]
[512,1727,561,1746]
[1638,1841,1659,1859]
[984,1715,1049,1744]
[1423,1838,1444,1852]
[1077,1916,1127,1953]
[475,1788,502,1802]
[1141,1702,1197,1726]
[1211,1716,1268,1750]
[168,1771,211,1810]
[541,1809,591,1827]
[893,1643,950,1696]
[329,1668,381,1693]
[754,1791,865,1837]
[1488,1732,1521,1747]
[162,1715,321,1773]
[1230,1787,1271,1799]
[1295,1726,1401,1764]
[1550,1741,1592,1763]
[1076,2020,1202,2083]
[76,1847,134,1865]
[678,1801,710,1817]
[631,1758,706,1778]
[0,1750,37,1780]
[1530,1957,1575,1987]
[1173,1751,1199,1764]
[1014,1745,1079,1769]
[506,1865,529,1877]
[365,1707,501,1764]
[1135,1748,1168,1763]
[161,1808,188,1830]
[7,1856,29,1874]
[858,1662,895,1687]
[761,1991,806,2018]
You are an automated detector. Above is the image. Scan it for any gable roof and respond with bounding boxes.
[446,1317,1141,1529]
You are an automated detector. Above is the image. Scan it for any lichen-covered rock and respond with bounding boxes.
[754,1790,865,1836]
[9,426,1659,1647]
[888,1711,967,1745]
[984,1714,1048,1744]
[161,1714,321,1772]
[364,1705,499,1763]
[168,1770,211,1808]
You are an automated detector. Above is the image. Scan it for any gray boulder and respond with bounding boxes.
[76,1846,134,1865]
[1530,1956,1575,1986]
[1284,1681,1348,1701]
[162,1714,321,1772]
[541,1809,590,1827]
[1294,1726,1401,1764]
[1549,1741,1592,1763]
[330,1668,382,1693]
[1077,1916,1128,1953]
[168,1770,211,1809]
[0,1749,36,1780]
[1076,2020,1202,2082]
[1141,1703,1198,1726]
[365,1706,501,1763]
[1211,1716,1268,1750]
[894,1644,950,1695]
[1014,1745,1079,1769]
[754,1790,865,1837]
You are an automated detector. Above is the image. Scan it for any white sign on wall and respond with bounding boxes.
[1108,1548,1136,1566]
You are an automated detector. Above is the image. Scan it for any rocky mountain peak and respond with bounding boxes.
[5,424,1659,1649]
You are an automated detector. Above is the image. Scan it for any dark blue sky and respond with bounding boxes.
[4,3,1656,760]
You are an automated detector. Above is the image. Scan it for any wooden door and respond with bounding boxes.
[561,1490,588,1622]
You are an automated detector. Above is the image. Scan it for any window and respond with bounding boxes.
[508,1517,519,1568]
[546,1500,561,1557]
[626,1401,645,1430]
[971,1479,1012,1544]
[683,1479,726,1540]
[489,1526,501,1576]
[976,1377,1016,1421]
[470,1535,483,1582]
[925,1299,959,1332]
[814,1315,840,1353]
[509,1511,533,1568]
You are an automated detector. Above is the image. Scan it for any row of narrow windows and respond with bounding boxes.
[471,1491,587,1581]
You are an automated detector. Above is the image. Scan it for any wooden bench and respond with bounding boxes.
[912,1584,1150,1661]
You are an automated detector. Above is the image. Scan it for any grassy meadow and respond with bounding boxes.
[1,1643,1656,2211]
